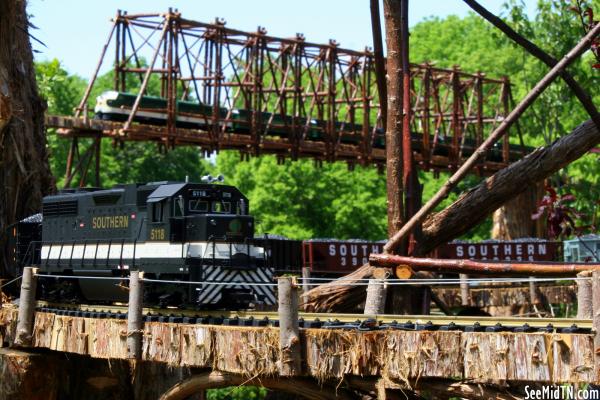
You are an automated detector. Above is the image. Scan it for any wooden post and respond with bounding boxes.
[364,279,387,314]
[529,276,544,317]
[577,271,593,319]
[528,277,538,304]
[301,267,311,294]
[127,271,144,359]
[459,274,469,307]
[592,271,600,381]
[14,267,38,347]
[277,276,301,376]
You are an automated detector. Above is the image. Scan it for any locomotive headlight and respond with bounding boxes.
[229,219,242,233]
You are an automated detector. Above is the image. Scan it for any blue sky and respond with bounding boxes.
[28,0,537,79]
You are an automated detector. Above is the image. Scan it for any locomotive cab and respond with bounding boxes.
[145,183,254,243]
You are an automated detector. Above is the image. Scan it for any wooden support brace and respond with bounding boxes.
[14,267,38,347]
[277,276,301,376]
[459,273,470,307]
[127,271,144,359]
[593,271,600,382]
[364,278,387,315]
[301,267,311,294]
[577,270,593,319]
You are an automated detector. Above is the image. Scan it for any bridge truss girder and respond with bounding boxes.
[59,9,526,187]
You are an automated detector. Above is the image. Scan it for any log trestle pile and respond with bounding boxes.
[0,306,594,384]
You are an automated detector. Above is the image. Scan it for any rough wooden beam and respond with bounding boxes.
[369,0,387,130]
[159,371,353,400]
[578,271,593,319]
[127,271,143,359]
[419,119,600,254]
[278,277,301,376]
[370,254,600,276]
[593,271,600,381]
[364,279,387,314]
[14,267,37,347]
[383,0,405,239]
[0,348,60,399]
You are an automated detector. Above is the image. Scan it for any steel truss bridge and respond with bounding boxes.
[44,10,530,187]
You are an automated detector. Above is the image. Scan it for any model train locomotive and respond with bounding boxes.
[10,179,277,308]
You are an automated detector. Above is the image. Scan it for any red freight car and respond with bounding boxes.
[302,239,561,275]
[302,240,385,274]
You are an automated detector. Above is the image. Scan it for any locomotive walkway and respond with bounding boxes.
[0,271,598,399]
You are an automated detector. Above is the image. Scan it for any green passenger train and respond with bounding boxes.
[94,90,531,161]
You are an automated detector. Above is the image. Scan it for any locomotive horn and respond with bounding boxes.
[201,174,213,183]
[215,174,225,182]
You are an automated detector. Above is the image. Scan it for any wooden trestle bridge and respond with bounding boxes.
[45,10,531,187]
[0,270,598,399]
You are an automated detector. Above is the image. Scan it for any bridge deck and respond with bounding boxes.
[0,305,593,384]
[47,115,515,174]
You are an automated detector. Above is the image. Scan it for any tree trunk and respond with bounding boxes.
[419,119,599,255]
[303,119,599,312]
[0,0,54,277]
[384,23,600,254]
[491,183,543,239]
[383,0,404,239]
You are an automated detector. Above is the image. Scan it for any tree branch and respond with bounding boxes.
[463,0,600,129]
[303,118,600,311]
[420,118,599,253]
[370,253,600,276]
[383,22,600,255]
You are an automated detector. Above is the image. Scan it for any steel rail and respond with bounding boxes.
[36,301,592,330]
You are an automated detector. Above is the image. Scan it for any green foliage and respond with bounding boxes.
[35,59,86,115]
[214,152,387,240]
[410,1,600,239]
[36,1,600,242]
[36,59,209,188]
[206,386,268,400]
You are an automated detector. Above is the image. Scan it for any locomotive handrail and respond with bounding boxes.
[45,243,52,267]
[81,240,87,269]
[105,239,112,267]
[119,238,125,268]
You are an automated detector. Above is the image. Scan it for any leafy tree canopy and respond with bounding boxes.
[35,0,600,241]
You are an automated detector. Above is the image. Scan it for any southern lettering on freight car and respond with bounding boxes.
[304,241,384,273]
[437,241,561,262]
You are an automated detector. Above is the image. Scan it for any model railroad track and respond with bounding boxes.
[35,301,592,333]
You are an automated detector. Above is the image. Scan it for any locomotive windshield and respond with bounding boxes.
[189,199,208,212]
[212,201,231,213]
[185,187,248,215]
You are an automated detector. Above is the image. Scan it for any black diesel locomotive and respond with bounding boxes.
[13,180,276,308]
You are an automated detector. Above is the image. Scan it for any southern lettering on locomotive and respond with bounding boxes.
[32,181,273,308]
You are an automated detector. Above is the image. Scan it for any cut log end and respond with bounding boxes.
[394,265,414,279]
